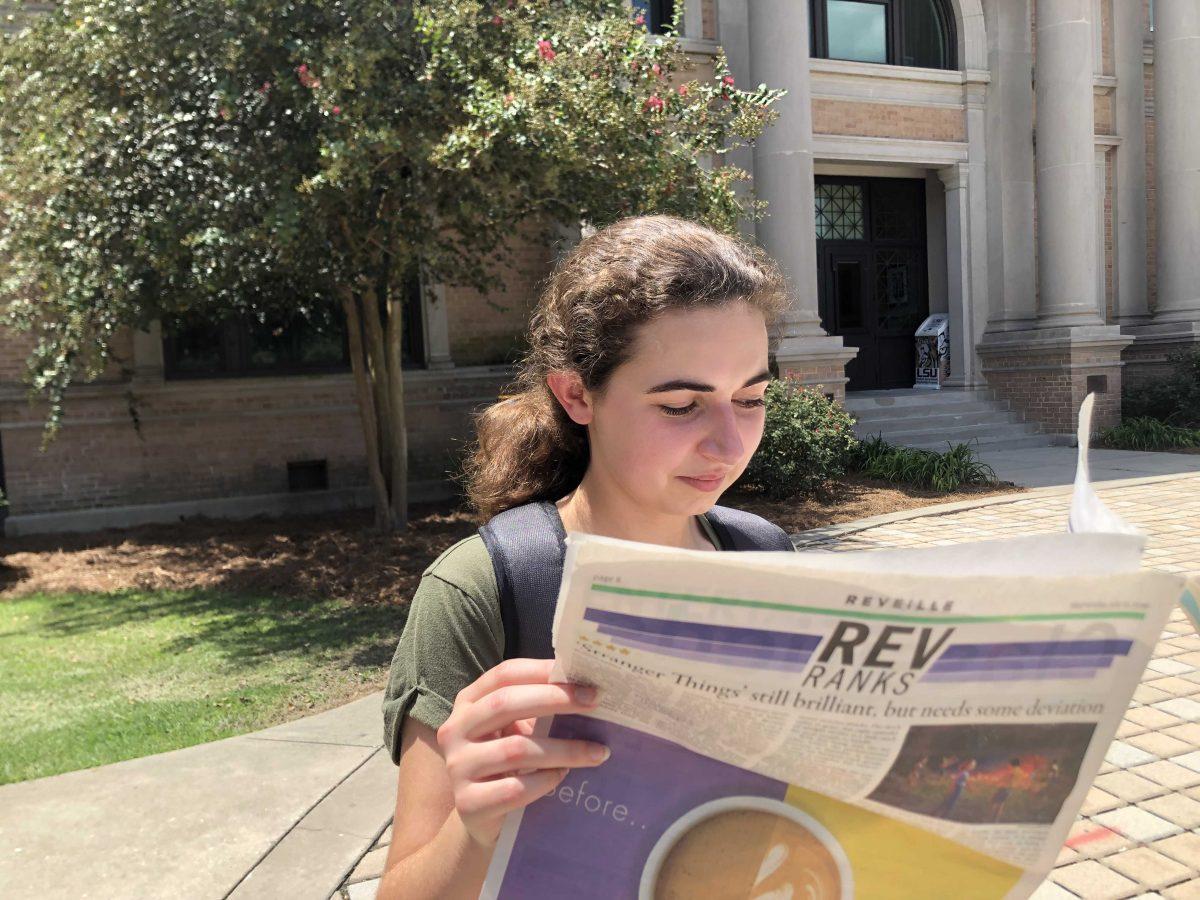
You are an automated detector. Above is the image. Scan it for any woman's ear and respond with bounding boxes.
[546,370,594,426]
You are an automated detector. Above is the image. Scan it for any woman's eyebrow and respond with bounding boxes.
[645,370,772,394]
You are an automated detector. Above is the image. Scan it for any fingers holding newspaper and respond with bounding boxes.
[436,657,611,846]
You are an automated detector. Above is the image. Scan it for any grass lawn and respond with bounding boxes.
[1,480,1019,786]
[0,587,402,785]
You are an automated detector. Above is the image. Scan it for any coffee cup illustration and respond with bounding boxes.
[639,796,853,900]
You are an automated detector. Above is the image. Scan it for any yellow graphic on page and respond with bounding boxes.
[783,785,1023,899]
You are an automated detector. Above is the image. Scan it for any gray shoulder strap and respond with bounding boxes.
[478,502,793,660]
[478,501,565,660]
[704,505,795,552]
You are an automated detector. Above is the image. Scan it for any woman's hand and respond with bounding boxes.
[435,657,610,848]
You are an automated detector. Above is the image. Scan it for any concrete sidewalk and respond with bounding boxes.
[0,692,395,899]
[975,444,1200,489]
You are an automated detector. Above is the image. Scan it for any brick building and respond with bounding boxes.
[2,0,1195,534]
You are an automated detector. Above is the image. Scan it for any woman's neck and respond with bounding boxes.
[555,473,713,551]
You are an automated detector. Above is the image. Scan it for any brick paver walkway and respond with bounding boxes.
[800,473,1200,900]
[339,473,1200,900]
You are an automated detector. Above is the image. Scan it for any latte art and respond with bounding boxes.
[654,809,842,900]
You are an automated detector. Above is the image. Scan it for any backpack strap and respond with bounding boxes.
[479,501,793,660]
[478,501,566,661]
[704,505,796,552]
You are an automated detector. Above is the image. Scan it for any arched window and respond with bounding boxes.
[810,0,957,70]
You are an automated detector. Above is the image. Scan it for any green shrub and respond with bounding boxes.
[1098,417,1200,451]
[849,437,997,492]
[1123,350,1200,426]
[739,380,858,498]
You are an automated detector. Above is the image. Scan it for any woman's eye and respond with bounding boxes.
[659,403,697,417]
[736,398,767,409]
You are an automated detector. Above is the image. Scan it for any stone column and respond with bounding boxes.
[422,282,454,370]
[962,70,991,387]
[683,0,704,40]
[747,0,855,392]
[939,165,972,388]
[1121,0,1200,392]
[1112,0,1149,325]
[132,321,165,383]
[978,1,1130,439]
[1035,0,1102,326]
[1094,145,1108,312]
[1153,0,1200,322]
[982,0,1037,331]
[718,0,757,245]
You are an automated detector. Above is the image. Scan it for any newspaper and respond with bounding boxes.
[481,397,1191,899]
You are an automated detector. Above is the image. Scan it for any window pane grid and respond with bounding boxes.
[815,184,866,241]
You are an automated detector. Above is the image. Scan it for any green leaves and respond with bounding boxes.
[849,436,998,493]
[1122,350,1200,428]
[739,379,860,499]
[1,0,782,434]
[1098,418,1200,452]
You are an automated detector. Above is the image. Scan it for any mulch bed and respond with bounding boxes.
[1,475,1020,606]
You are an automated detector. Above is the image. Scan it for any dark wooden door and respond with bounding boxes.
[815,177,929,390]
[821,246,874,391]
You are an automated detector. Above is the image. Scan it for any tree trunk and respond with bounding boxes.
[361,285,395,487]
[340,285,394,531]
[337,205,410,532]
[385,296,409,529]
[362,283,409,530]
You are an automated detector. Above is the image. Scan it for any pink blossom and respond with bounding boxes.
[677,84,688,96]
[651,62,662,77]
[643,93,664,113]
[722,74,735,87]
[332,105,341,115]
[491,14,503,26]
[536,39,556,61]
[634,13,646,25]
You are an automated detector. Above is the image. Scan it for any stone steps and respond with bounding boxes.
[842,388,1056,452]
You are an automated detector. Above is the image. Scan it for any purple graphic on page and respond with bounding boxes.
[923,639,1133,683]
[584,608,823,672]
[495,715,786,899]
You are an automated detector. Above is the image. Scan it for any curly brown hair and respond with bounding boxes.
[462,215,790,519]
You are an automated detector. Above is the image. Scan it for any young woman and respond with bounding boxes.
[377,215,794,899]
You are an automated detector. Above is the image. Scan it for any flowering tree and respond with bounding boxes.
[0,0,782,530]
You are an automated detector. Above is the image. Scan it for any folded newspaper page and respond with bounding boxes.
[481,396,1189,899]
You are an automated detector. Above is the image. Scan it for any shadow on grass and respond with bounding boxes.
[7,587,403,673]
[0,559,30,593]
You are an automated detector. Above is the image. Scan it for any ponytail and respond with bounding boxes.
[464,381,588,520]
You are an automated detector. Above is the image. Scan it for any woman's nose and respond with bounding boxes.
[699,405,745,463]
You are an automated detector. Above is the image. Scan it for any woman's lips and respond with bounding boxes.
[678,474,725,492]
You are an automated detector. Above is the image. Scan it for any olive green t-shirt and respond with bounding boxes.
[381,514,729,764]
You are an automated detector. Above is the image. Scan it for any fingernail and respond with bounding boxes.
[591,744,611,763]
[576,685,597,705]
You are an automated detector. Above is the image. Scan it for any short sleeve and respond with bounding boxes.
[381,535,504,764]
